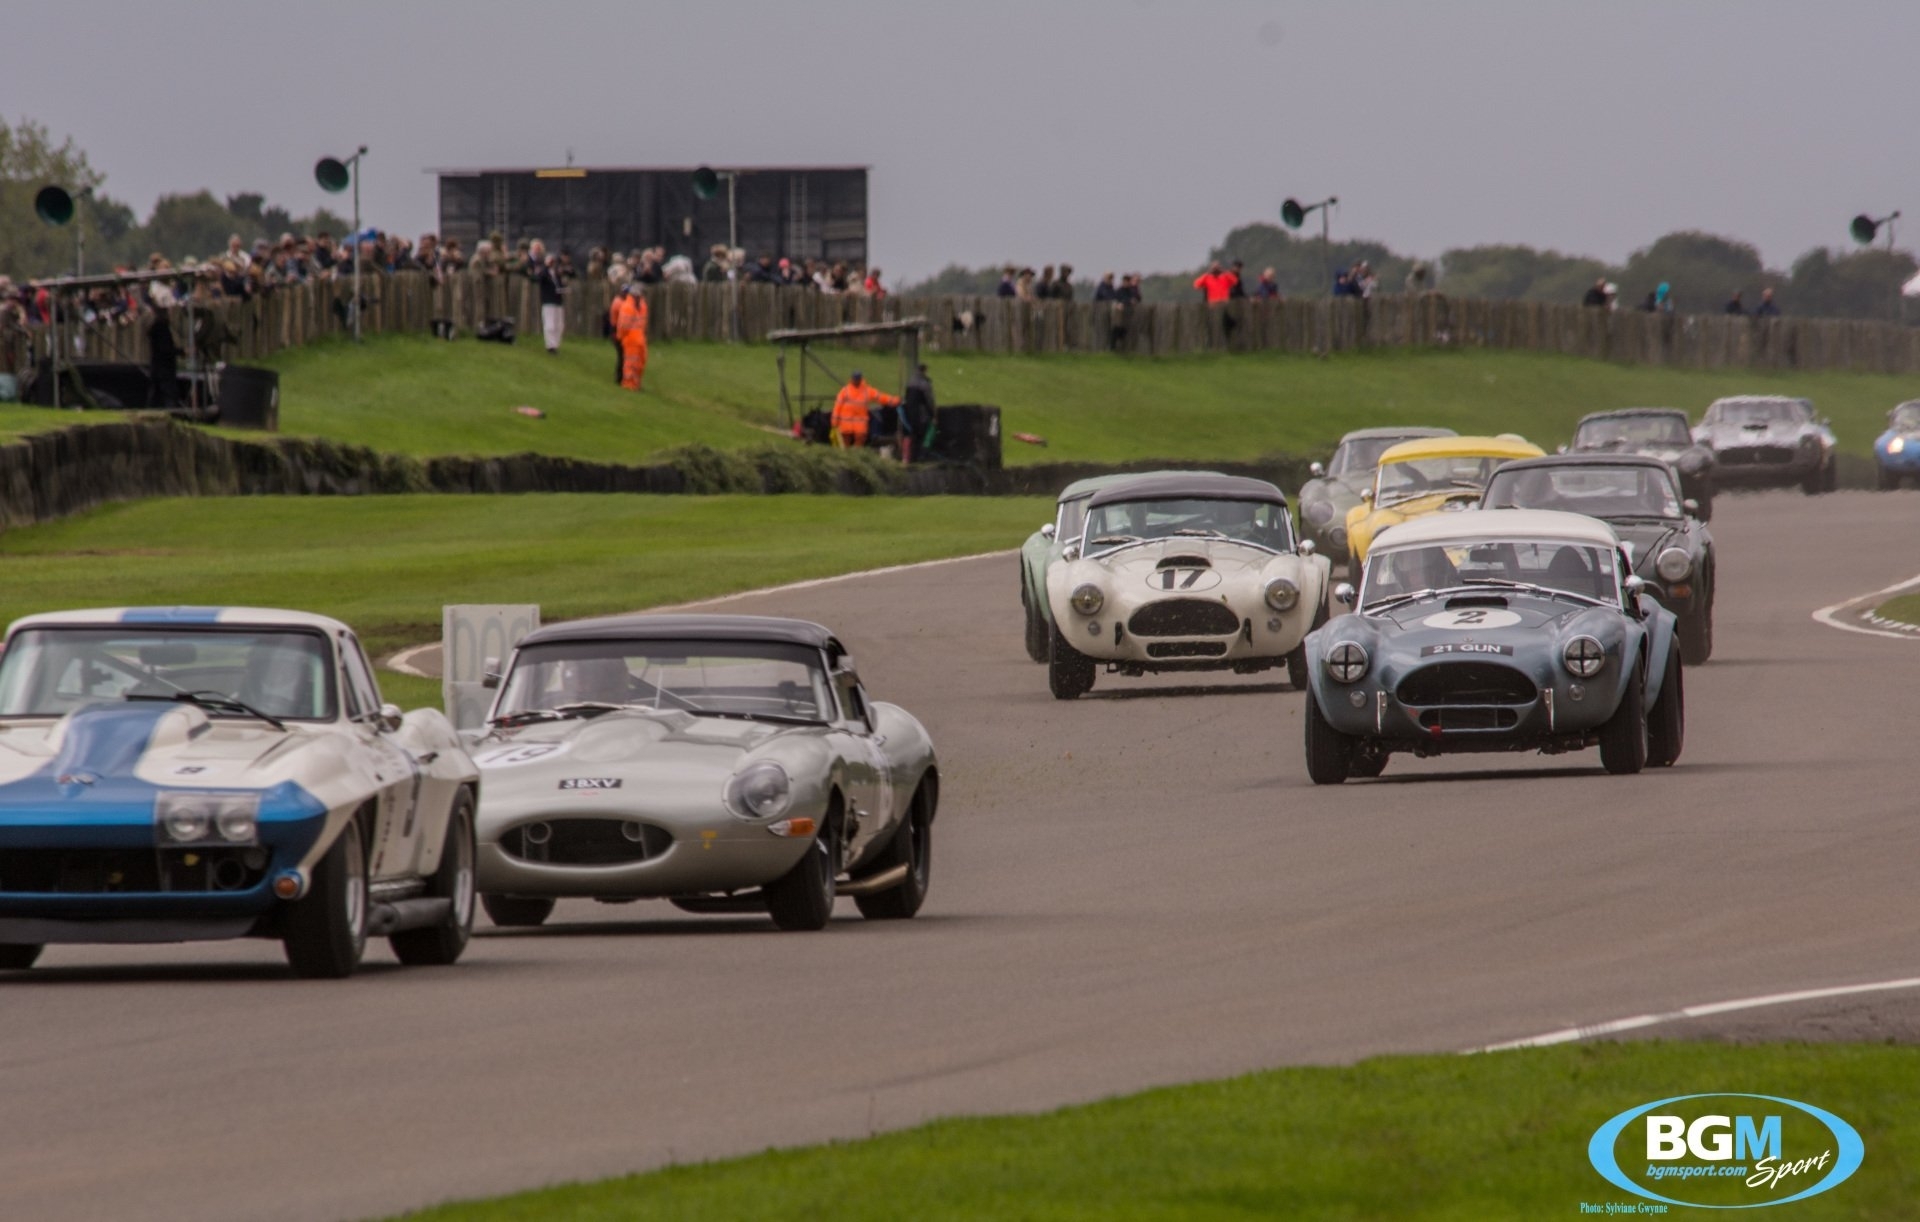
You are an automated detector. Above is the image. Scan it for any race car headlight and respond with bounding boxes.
[1070,583,1104,616]
[1891,436,1908,455]
[156,792,260,845]
[1330,526,1348,546]
[1326,641,1368,684]
[1305,500,1335,526]
[1563,636,1605,679]
[1264,578,1301,612]
[1655,547,1692,583]
[725,762,792,821]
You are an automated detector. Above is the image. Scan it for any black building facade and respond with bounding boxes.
[432,165,868,266]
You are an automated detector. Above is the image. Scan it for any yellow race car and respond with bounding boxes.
[1344,434,1546,565]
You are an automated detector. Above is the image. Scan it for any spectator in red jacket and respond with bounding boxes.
[1193,261,1237,304]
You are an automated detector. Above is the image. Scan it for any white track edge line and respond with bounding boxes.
[1474,975,1920,1053]
[383,549,1017,678]
[1811,570,1920,641]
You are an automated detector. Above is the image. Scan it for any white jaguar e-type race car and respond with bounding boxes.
[465,614,939,931]
[1043,473,1332,698]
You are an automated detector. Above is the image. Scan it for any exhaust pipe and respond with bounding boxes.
[836,863,909,898]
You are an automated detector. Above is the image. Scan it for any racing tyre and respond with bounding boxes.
[1647,646,1685,769]
[1303,689,1353,785]
[765,807,840,931]
[283,819,368,979]
[1286,598,1330,691]
[854,784,933,921]
[1048,622,1096,700]
[1598,659,1648,775]
[1678,600,1713,666]
[0,944,42,970]
[1347,750,1389,779]
[481,894,555,928]
[1022,580,1049,664]
[1801,463,1826,496]
[1824,459,1839,493]
[1878,466,1900,491]
[390,789,477,966]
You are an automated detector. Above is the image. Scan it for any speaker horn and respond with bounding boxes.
[34,185,74,226]
[1850,214,1879,246]
[692,166,721,200]
[315,157,352,193]
[1280,198,1306,230]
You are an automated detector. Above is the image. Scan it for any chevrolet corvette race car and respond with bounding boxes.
[1568,408,1716,518]
[1695,396,1835,494]
[1484,454,1716,664]
[467,615,938,931]
[1297,427,1457,566]
[0,607,480,977]
[1343,434,1546,565]
[1019,471,1213,663]
[1302,510,1683,783]
[1873,401,1920,490]
[1044,473,1331,699]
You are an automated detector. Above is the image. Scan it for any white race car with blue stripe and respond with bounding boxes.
[0,607,479,977]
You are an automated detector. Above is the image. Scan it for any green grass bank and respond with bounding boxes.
[238,335,1920,468]
[0,493,1044,708]
[390,1040,1919,1221]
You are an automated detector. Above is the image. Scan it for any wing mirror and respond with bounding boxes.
[1040,523,1056,540]
[378,703,404,733]
[1062,545,1079,562]
[1333,582,1357,606]
[1682,498,1700,516]
[1298,538,1316,557]
[482,655,501,690]
[1308,461,1326,479]
[1360,488,1374,502]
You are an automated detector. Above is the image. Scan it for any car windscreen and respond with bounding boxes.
[1710,399,1807,425]
[1082,496,1293,553]
[1484,465,1681,518]
[1375,455,1506,506]
[498,639,834,723]
[1057,497,1091,542]
[1892,403,1920,432]
[0,627,336,720]
[1362,540,1619,605]
[1330,436,1413,476]
[1575,415,1690,447]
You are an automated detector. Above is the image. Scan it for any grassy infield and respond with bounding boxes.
[6,338,1917,1218]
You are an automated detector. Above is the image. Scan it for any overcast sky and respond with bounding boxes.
[5,0,1912,280]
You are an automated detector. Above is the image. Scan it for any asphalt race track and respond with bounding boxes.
[5,491,1918,1222]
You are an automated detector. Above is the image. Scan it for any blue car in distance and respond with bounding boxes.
[1874,401,1920,490]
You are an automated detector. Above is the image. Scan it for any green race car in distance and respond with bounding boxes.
[1019,471,1221,663]
[1297,427,1457,568]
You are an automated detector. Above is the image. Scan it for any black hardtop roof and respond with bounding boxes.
[1340,425,1457,441]
[1084,473,1287,508]
[1577,407,1689,423]
[519,614,840,652]
[1490,453,1677,475]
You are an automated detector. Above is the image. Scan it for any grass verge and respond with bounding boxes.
[0,493,1044,709]
[1871,592,1920,628]
[228,335,1920,469]
[390,1041,1920,1220]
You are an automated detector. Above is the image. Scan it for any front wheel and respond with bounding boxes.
[1801,462,1827,496]
[1879,465,1900,491]
[391,790,477,966]
[1598,658,1648,775]
[0,944,42,970]
[854,786,933,920]
[1303,689,1353,785]
[283,818,368,979]
[1021,578,1049,664]
[1678,600,1713,666]
[1048,621,1096,700]
[1647,646,1685,768]
[764,809,840,931]
[1287,597,1331,690]
[481,894,555,928]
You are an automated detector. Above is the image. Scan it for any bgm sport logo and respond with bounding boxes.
[1586,1094,1863,1210]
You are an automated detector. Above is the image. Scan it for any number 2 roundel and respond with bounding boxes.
[1420,608,1521,630]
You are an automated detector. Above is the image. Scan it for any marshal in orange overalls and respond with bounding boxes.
[611,291,649,391]
[830,376,899,447]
